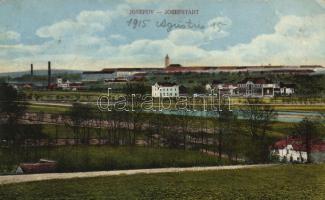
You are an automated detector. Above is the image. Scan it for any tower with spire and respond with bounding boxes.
[165,54,170,67]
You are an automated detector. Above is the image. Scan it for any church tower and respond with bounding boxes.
[165,54,170,67]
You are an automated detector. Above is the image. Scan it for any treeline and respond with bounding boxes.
[148,72,325,96]
[1,83,323,165]
[1,97,280,164]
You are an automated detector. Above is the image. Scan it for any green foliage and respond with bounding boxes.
[0,83,28,143]
[293,75,325,96]
[240,98,278,163]
[122,83,151,95]
[0,146,223,173]
[0,83,27,115]
[291,117,324,163]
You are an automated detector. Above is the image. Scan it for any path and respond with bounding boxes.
[0,164,276,185]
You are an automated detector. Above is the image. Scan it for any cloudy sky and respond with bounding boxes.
[0,0,324,72]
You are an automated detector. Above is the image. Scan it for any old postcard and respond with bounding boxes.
[0,0,324,199]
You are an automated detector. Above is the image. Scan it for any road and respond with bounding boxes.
[0,164,276,185]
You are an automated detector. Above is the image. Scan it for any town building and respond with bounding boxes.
[56,77,70,90]
[279,82,295,95]
[55,77,83,91]
[152,82,179,98]
[82,70,116,82]
[271,137,325,163]
[206,82,238,96]
[206,78,295,97]
[237,78,277,97]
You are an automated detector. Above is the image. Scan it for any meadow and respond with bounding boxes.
[0,146,226,174]
[0,164,324,199]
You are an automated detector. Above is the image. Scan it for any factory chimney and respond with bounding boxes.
[48,61,51,88]
[30,63,33,84]
[30,64,33,76]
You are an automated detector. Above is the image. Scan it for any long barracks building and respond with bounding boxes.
[82,55,323,82]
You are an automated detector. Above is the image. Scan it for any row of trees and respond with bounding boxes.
[63,98,279,163]
[1,83,323,163]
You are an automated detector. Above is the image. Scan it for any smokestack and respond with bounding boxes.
[30,64,33,83]
[30,64,33,76]
[48,61,51,88]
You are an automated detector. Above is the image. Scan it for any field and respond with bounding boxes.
[0,146,226,174]
[0,164,324,199]
[24,90,325,113]
[26,101,325,115]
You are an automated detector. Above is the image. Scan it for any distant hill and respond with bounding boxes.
[0,69,82,78]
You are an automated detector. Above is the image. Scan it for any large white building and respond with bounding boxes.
[152,82,179,98]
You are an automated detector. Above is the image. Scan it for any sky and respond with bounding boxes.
[0,0,324,72]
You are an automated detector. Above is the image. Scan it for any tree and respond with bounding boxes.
[216,105,241,162]
[292,118,322,163]
[67,103,94,144]
[241,98,277,163]
[191,84,206,94]
[123,83,150,96]
[51,113,60,144]
[0,83,27,145]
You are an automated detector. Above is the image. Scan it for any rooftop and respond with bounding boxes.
[156,82,178,87]
[273,137,325,152]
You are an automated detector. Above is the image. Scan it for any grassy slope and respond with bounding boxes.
[0,164,324,199]
[0,146,226,173]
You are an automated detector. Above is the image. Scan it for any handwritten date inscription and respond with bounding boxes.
[126,18,226,33]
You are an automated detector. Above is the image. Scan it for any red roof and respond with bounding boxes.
[20,160,57,173]
[273,137,325,152]
[312,141,325,152]
[157,82,177,87]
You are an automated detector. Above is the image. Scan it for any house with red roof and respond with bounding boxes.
[271,137,325,163]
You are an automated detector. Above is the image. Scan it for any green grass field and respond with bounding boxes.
[0,164,324,199]
[27,104,70,113]
[25,90,124,102]
[27,102,325,115]
[0,146,226,173]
